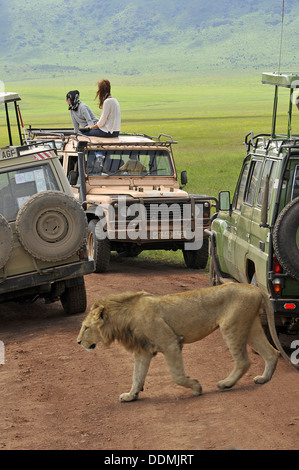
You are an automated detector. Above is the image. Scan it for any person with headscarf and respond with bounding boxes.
[81,80,121,138]
[66,90,98,134]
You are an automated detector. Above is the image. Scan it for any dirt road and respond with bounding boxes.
[1,256,299,450]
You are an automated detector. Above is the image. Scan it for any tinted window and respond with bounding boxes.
[85,149,174,176]
[234,163,249,210]
[0,163,59,220]
[257,160,278,207]
[244,160,262,206]
[268,161,278,205]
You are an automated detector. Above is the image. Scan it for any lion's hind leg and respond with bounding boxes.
[217,326,251,390]
[247,316,279,384]
[119,352,152,402]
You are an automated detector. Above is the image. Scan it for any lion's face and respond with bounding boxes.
[77,302,104,350]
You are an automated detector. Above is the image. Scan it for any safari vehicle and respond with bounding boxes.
[207,73,299,365]
[0,92,94,314]
[27,129,218,273]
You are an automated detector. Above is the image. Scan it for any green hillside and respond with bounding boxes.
[0,0,298,81]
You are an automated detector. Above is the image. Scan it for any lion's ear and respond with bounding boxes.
[92,305,105,323]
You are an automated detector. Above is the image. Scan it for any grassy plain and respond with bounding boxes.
[1,72,298,264]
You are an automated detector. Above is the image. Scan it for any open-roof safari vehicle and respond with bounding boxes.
[0,92,94,314]
[207,73,299,367]
[27,127,218,273]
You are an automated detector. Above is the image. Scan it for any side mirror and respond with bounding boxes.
[68,170,79,185]
[219,191,231,212]
[180,170,187,189]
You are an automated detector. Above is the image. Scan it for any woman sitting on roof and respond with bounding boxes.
[66,90,98,134]
[80,80,121,138]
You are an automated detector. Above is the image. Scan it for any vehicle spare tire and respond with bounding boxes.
[0,214,13,269]
[16,191,88,262]
[273,196,299,281]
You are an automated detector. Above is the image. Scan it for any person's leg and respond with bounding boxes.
[79,128,119,138]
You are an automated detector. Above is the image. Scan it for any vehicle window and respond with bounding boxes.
[85,149,174,176]
[0,163,59,221]
[244,160,262,206]
[234,163,249,210]
[67,156,78,173]
[256,160,278,207]
[292,165,299,200]
[268,161,278,206]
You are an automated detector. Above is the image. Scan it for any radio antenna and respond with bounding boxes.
[278,0,285,73]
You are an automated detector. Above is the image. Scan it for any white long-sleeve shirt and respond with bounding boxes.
[96,97,121,134]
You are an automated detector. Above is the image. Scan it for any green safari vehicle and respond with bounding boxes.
[207,73,299,367]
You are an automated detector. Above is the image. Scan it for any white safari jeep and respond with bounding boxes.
[0,93,94,314]
[27,128,218,272]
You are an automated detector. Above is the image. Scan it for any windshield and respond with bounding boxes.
[0,163,59,220]
[85,149,174,177]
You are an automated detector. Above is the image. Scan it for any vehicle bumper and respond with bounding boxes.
[271,299,299,315]
[0,259,95,295]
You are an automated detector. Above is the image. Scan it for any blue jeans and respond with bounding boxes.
[80,128,119,138]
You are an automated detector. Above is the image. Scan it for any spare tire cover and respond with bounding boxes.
[16,191,88,262]
[273,196,299,281]
[0,214,13,269]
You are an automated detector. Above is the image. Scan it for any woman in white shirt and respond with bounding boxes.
[82,80,121,138]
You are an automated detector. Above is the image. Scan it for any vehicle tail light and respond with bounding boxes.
[284,303,296,310]
[273,278,282,295]
[272,257,283,295]
[272,256,282,274]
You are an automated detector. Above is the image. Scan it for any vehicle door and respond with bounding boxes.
[233,158,263,282]
[249,158,279,289]
[217,161,250,280]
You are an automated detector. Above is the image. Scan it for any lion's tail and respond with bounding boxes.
[260,290,291,364]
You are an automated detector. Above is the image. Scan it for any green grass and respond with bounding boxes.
[3,72,298,198]
[1,72,298,266]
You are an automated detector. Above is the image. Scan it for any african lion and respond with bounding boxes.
[77,283,279,402]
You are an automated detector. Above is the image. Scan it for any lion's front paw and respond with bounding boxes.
[217,378,234,389]
[119,392,138,402]
[192,380,202,396]
[253,375,268,385]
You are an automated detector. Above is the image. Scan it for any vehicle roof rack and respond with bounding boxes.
[0,92,21,104]
[262,72,299,139]
[27,129,178,150]
[27,129,177,145]
[244,130,299,155]
[76,133,177,151]
[0,92,23,146]
[262,72,299,88]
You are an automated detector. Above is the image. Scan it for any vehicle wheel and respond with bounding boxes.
[16,191,88,262]
[88,219,111,272]
[0,214,13,269]
[60,280,87,315]
[182,239,209,269]
[273,196,299,281]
